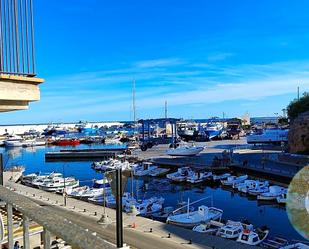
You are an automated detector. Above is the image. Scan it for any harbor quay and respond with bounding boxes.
[1,138,305,248]
[5,181,260,249]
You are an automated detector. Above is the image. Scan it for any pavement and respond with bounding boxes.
[6,181,260,249]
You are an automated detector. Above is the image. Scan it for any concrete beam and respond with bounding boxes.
[0,74,44,112]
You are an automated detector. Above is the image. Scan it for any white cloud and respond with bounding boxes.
[134,58,184,68]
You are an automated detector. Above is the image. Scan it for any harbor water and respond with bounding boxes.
[0,144,303,242]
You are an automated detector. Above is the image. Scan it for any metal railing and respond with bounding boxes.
[0,186,117,249]
[0,0,36,77]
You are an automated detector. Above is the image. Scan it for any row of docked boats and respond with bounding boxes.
[20,171,166,217]
[92,159,171,177]
[163,166,287,205]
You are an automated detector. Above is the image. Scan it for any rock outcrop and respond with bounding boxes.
[288,111,309,154]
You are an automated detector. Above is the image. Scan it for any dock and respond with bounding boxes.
[45,148,127,161]
[6,181,260,249]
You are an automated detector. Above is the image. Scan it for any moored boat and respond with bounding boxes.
[166,202,223,228]
[39,176,79,192]
[166,144,204,156]
[257,186,287,201]
[192,220,224,234]
[221,175,248,186]
[166,167,195,182]
[53,139,80,146]
[237,226,269,246]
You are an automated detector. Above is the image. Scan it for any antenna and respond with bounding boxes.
[165,100,168,119]
[297,86,300,101]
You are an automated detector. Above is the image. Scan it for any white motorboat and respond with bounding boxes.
[148,167,170,177]
[280,243,309,249]
[3,135,23,147]
[104,192,136,208]
[247,128,288,145]
[166,144,204,156]
[66,186,90,197]
[257,186,287,201]
[237,180,269,193]
[133,162,158,176]
[21,173,39,186]
[78,179,111,198]
[92,159,132,171]
[212,173,231,181]
[166,167,195,182]
[39,177,79,192]
[167,203,223,228]
[4,136,45,147]
[221,175,248,186]
[134,201,163,216]
[192,220,224,234]
[217,220,252,239]
[237,226,269,246]
[31,172,63,188]
[277,192,287,204]
[186,172,212,184]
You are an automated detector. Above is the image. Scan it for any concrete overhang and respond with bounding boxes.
[0,74,44,112]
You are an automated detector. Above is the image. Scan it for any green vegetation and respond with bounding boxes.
[287,92,309,119]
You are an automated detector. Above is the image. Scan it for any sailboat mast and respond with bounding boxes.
[133,79,136,123]
[165,100,168,119]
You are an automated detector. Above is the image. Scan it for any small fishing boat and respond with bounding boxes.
[257,186,287,201]
[221,175,248,186]
[192,220,224,234]
[217,220,252,239]
[212,173,231,181]
[166,199,223,228]
[186,172,212,184]
[237,226,269,246]
[166,167,195,182]
[148,167,170,177]
[166,144,204,156]
[133,162,158,177]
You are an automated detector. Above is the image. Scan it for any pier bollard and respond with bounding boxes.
[33,194,35,197]
[47,198,49,201]
[167,233,171,238]
[149,228,152,233]
[188,240,192,244]
[56,200,58,204]
[94,212,97,216]
[84,208,86,212]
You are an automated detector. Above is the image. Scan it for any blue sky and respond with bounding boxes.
[2,0,309,124]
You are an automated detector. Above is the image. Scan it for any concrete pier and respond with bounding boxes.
[6,181,260,249]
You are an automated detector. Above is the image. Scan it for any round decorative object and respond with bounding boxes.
[286,166,309,240]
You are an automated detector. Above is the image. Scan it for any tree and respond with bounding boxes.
[287,92,309,120]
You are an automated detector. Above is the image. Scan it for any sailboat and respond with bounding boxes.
[166,198,223,228]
